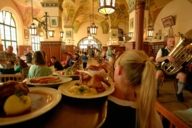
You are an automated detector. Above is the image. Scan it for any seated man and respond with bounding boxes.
[24,48,33,65]
[0,46,16,74]
[50,56,64,71]
[155,36,191,102]
[63,54,74,69]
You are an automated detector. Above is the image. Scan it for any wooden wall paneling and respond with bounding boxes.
[0,44,3,51]
[41,42,50,63]
[115,46,125,52]
[18,45,32,56]
[64,45,75,54]
[40,41,61,64]
[125,41,135,50]
[143,41,165,57]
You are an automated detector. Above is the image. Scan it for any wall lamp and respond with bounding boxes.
[60,31,64,38]
[48,30,55,37]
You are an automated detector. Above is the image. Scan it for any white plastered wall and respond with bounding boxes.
[154,0,192,41]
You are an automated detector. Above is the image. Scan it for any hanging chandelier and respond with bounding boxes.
[29,0,36,35]
[98,0,116,15]
[87,0,98,36]
[29,22,37,35]
[89,23,98,35]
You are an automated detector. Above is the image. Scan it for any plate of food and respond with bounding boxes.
[58,72,114,99]
[26,76,72,87]
[0,81,62,126]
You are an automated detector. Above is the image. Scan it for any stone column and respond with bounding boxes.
[135,1,145,50]
[108,28,119,45]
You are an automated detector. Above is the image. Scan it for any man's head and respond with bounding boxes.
[6,46,13,54]
[26,47,31,52]
[50,56,57,63]
[166,36,175,50]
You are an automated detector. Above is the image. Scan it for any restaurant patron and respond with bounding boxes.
[0,46,16,74]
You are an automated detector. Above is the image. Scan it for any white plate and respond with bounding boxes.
[26,76,72,87]
[58,80,114,99]
[0,87,62,126]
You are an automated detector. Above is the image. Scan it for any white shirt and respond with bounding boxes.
[155,47,171,62]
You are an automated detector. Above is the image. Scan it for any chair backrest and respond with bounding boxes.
[0,73,24,82]
[156,101,190,128]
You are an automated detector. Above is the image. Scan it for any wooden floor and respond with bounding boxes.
[157,80,192,127]
[158,80,192,111]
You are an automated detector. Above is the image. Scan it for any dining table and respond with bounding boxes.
[0,75,108,128]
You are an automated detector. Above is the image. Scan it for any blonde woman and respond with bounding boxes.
[102,50,163,128]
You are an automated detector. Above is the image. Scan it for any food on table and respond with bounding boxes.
[68,85,97,96]
[67,70,111,96]
[30,76,61,84]
[4,94,31,116]
[87,63,109,73]
[0,81,31,116]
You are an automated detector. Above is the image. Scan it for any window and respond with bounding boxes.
[78,37,101,50]
[31,35,40,51]
[0,11,17,54]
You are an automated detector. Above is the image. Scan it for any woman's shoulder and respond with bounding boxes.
[108,95,136,108]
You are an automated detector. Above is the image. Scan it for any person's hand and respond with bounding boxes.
[185,44,192,53]
[167,56,175,62]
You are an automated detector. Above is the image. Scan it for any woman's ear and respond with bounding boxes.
[117,65,123,75]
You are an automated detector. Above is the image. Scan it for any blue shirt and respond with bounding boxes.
[82,55,88,63]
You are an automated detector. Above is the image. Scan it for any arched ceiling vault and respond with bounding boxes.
[12,0,173,32]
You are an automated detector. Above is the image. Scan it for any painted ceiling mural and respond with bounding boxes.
[12,0,172,32]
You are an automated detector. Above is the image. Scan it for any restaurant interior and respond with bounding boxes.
[0,0,192,128]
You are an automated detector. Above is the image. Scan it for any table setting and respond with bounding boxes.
[0,68,114,128]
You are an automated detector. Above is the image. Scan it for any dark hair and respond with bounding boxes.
[33,51,46,65]
[51,56,56,60]
[41,51,46,58]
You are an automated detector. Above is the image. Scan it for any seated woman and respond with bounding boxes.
[101,50,163,128]
[28,51,52,78]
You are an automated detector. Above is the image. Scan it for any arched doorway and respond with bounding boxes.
[78,36,102,50]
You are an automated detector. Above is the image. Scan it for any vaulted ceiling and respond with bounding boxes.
[12,0,173,32]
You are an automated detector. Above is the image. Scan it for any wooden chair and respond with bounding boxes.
[158,75,178,96]
[0,73,24,82]
[156,101,190,128]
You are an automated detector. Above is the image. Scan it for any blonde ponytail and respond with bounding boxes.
[138,60,157,128]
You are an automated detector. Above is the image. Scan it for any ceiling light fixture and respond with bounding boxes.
[29,0,49,38]
[88,0,98,36]
[29,0,37,35]
[98,0,116,15]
